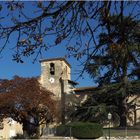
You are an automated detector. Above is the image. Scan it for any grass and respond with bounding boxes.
[103,128,140,138]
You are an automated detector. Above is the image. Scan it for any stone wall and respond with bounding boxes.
[39,59,71,99]
[0,118,22,139]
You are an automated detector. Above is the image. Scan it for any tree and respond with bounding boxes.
[86,10,140,127]
[0,76,57,138]
[0,0,140,128]
[0,1,139,64]
[70,92,120,126]
[71,80,140,126]
[65,93,82,123]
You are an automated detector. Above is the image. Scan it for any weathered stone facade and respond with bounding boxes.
[0,118,22,139]
[39,58,71,99]
[39,57,140,126]
[75,87,140,126]
[39,58,77,123]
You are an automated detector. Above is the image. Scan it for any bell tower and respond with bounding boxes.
[39,58,71,99]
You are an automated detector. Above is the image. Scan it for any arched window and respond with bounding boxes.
[50,63,55,75]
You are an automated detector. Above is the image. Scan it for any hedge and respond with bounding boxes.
[56,122,103,139]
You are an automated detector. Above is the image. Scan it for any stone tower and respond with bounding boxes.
[39,58,71,99]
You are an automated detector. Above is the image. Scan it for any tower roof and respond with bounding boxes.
[39,57,71,68]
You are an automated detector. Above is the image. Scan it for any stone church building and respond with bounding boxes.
[39,57,140,126]
[0,57,140,138]
[39,58,78,124]
[39,58,76,99]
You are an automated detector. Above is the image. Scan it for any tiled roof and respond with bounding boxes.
[74,86,97,94]
[68,80,78,85]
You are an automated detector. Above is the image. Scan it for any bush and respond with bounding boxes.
[56,122,103,139]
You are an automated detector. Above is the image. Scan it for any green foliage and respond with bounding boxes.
[86,15,140,85]
[71,92,120,126]
[85,14,140,127]
[56,122,103,139]
[71,80,140,127]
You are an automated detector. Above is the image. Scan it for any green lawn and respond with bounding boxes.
[103,128,140,138]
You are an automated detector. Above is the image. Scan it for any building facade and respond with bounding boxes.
[0,57,140,139]
[39,58,77,124]
[39,57,140,126]
[0,118,22,139]
[39,58,73,99]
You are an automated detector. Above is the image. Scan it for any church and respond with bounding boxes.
[39,57,77,99]
[39,57,78,124]
[39,57,140,126]
[0,57,140,138]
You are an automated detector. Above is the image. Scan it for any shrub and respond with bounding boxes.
[56,122,103,139]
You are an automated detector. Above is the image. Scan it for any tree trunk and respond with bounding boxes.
[119,75,128,127]
[34,126,40,138]
[22,120,30,138]
[22,119,41,138]
[23,130,29,139]
[119,97,127,127]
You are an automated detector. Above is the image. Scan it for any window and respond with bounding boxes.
[50,63,55,75]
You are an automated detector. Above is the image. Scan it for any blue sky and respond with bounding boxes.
[0,1,96,87]
[0,1,139,87]
[0,43,94,87]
